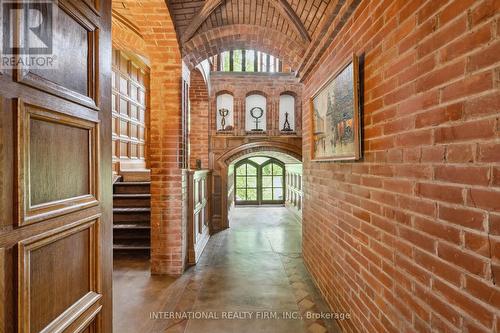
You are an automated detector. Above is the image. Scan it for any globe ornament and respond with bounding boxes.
[250,107,264,131]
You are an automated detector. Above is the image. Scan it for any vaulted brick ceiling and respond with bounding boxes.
[167,0,356,75]
[169,0,329,43]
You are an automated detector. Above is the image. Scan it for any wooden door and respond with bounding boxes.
[0,0,112,332]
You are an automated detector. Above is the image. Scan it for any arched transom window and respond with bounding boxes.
[213,50,283,73]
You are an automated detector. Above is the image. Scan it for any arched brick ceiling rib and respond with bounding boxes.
[168,0,206,36]
[268,0,311,42]
[167,0,356,74]
[194,0,310,43]
[183,24,306,70]
[288,0,329,37]
[180,0,223,43]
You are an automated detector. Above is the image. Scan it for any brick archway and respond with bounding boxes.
[182,25,307,70]
[214,141,302,231]
[218,141,302,168]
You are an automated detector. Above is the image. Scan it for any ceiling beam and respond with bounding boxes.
[181,0,225,44]
[268,0,311,43]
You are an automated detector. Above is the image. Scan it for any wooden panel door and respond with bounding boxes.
[0,0,112,332]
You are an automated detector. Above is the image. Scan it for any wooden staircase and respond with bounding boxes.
[113,179,151,257]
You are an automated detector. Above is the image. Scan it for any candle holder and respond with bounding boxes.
[281,112,293,132]
[218,108,229,130]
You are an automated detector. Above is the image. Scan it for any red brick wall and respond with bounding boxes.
[112,0,185,275]
[302,0,500,332]
[189,68,209,169]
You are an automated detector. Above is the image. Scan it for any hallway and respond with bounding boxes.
[113,207,342,333]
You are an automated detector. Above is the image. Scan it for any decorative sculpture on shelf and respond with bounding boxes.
[281,111,293,132]
[218,108,229,131]
[250,107,264,131]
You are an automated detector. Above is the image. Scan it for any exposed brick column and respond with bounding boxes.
[235,95,244,135]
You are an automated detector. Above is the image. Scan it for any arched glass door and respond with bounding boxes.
[235,160,259,204]
[261,160,284,204]
[234,157,285,205]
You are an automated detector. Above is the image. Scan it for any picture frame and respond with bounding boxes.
[310,53,361,161]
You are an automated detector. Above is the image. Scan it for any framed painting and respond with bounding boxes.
[310,54,361,161]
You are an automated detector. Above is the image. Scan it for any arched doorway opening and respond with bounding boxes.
[216,142,303,230]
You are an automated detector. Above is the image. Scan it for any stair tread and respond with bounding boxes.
[113,207,150,213]
[114,181,151,186]
[113,193,151,198]
[114,234,150,240]
[113,223,150,229]
[112,177,151,252]
[113,244,151,250]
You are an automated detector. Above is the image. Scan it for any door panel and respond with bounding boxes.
[0,0,112,332]
[16,100,99,226]
[16,1,99,109]
[19,217,100,333]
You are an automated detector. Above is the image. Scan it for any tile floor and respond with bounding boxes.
[113,207,342,333]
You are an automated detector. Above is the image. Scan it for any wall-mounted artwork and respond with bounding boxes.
[310,54,361,161]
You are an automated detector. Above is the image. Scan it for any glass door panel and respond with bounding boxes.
[261,161,285,204]
[234,161,259,204]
